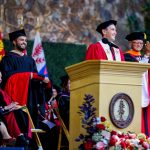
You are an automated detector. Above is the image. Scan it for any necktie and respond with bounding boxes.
[110,46,116,60]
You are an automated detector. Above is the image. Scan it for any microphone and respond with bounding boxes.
[102,38,119,48]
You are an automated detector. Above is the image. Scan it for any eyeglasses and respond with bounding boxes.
[132,42,144,45]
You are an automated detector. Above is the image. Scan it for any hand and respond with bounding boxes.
[43,77,50,83]
[4,102,19,111]
[30,72,33,79]
[145,41,150,51]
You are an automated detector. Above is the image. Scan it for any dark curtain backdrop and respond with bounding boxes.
[3,40,87,86]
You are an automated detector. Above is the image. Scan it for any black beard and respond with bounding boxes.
[16,44,26,52]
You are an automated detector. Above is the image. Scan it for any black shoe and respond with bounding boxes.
[15,135,29,147]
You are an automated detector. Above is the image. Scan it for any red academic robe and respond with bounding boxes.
[0,89,22,138]
[85,42,125,61]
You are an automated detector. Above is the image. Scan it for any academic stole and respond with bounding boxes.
[99,41,121,61]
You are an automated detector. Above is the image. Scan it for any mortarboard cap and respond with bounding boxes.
[96,20,117,34]
[125,32,145,41]
[9,29,26,41]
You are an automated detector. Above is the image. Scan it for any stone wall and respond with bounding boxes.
[0,0,149,50]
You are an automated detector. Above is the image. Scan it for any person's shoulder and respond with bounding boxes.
[124,51,132,57]
[124,53,131,58]
[124,52,136,62]
[87,42,101,49]
[1,52,12,61]
[25,55,35,61]
[3,51,22,59]
[3,51,12,57]
[88,42,100,46]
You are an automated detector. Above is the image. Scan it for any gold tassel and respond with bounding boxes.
[144,33,147,40]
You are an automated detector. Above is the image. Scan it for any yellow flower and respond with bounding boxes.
[107,127,112,132]
[101,121,109,127]
[137,133,146,140]
[146,137,150,144]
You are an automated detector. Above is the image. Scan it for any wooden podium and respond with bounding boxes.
[65,60,150,150]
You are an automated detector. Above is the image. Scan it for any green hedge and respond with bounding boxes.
[3,40,87,86]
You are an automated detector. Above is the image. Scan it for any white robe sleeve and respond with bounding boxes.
[142,71,149,107]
